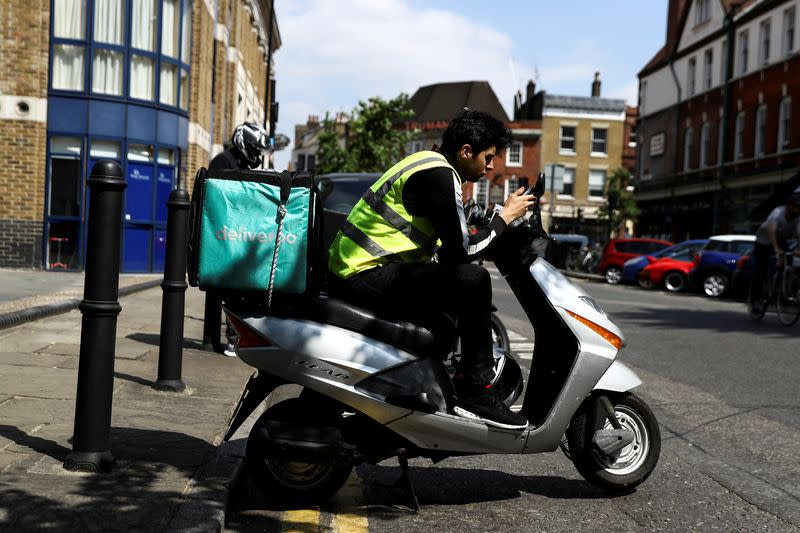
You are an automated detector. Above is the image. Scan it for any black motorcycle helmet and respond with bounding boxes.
[231,122,270,168]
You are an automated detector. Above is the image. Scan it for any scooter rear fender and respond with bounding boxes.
[592,360,642,393]
[223,371,284,441]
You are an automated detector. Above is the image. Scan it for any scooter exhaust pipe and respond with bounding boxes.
[250,420,357,463]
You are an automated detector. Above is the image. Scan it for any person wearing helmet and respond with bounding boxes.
[209,122,271,356]
[750,187,800,305]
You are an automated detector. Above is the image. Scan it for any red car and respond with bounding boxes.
[638,256,695,292]
[599,238,674,284]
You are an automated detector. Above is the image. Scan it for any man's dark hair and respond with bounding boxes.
[440,109,513,159]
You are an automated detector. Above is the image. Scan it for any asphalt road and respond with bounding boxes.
[227,267,800,532]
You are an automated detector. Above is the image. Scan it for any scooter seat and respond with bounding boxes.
[307,295,451,358]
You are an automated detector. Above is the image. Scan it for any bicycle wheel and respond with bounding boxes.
[776,268,800,326]
[748,276,770,321]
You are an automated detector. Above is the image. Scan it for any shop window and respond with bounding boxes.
[588,169,605,199]
[47,221,81,270]
[90,140,120,159]
[162,0,180,58]
[49,158,81,217]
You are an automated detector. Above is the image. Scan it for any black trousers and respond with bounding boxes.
[329,262,495,386]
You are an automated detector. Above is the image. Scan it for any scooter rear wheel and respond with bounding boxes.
[246,398,352,503]
[566,392,660,492]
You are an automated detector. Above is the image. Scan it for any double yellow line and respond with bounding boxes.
[280,473,369,533]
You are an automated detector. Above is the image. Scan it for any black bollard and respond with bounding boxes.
[154,189,190,392]
[202,292,222,352]
[64,160,127,473]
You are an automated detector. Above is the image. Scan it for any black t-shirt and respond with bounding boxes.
[402,166,507,264]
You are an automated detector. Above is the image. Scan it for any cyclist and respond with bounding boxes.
[750,187,800,305]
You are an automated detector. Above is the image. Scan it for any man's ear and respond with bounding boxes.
[459,144,473,159]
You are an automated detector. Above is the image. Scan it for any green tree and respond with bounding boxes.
[315,93,418,174]
[597,167,639,234]
[315,115,348,176]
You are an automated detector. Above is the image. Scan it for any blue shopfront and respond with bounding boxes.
[44,0,192,272]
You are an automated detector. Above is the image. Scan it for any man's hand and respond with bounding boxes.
[499,187,536,226]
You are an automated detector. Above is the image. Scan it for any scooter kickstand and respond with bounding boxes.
[373,456,420,513]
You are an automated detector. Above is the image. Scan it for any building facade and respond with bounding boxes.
[539,77,628,242]
[0,0,280,271]
[636,0,799,241]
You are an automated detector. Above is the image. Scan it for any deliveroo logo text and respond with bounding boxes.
[215,225,297,244]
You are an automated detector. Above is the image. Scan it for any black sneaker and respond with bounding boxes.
[453,388,528,430]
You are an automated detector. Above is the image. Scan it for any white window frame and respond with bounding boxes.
[778,96,792,151]
[734,111,746,160]
[739,29,749,76]
[700,122,710,167]
[760,18,771,66]
[683,127,693,171]
[474,178,489,209]
[703,48,713,90]
[558,167,575,198]
[784,7,796,57]
[588,169,606,200]
[504,176,520,199]
[687,57,697,97]
[591,128,608,156]
[506,141,523,167]
[695,0,710,26]
[410,140,423,153]
[755,104,767,155]
[559,125,576,155]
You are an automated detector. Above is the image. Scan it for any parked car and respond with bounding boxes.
[637,241,709,292]
[599,238,674,284]
[317,172,381,250]
[622,239,708,285]
[689,235,756,297]
[545,234,590,270]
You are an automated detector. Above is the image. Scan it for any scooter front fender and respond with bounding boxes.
[592,360,642,393]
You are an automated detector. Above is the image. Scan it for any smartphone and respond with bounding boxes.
[522,186,535,196]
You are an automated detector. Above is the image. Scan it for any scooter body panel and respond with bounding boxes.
[593,360,642,392]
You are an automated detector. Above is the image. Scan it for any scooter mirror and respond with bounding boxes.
[533,171,546,198]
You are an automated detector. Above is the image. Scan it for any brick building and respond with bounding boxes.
[636,0,799,241]
[538,74,628,242]
[0,0,280,271]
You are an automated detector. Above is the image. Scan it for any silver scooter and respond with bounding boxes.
[222,174,660,508]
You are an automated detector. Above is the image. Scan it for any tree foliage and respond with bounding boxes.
[597,167,639,230]
[315,93,418,174]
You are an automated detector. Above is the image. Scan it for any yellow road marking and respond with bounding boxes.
[332,472,369,533]
[281,508,321,533]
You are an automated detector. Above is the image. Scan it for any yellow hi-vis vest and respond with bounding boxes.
[328,151,461,279]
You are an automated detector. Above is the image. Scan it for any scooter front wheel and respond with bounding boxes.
[566,392,660,492]
[246,398,353,503]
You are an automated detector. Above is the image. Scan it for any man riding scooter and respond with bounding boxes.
[327,109,534,429]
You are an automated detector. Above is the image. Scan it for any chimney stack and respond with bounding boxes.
[526,80,536,101]
[591,72,601,97]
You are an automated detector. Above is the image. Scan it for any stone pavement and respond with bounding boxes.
[0,282,256,531]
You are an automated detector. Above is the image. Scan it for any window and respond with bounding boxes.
[755,104,767,155]
[181,0,192,64]
[778,97,792,150]
[784,7,796,57]
[734,111,746,160]
[560,126,576,153]
[687,57,697,97]
[92,0,124,96]
[130,0,156,100]
[162,0,180,58]
[560,167,575,196]
[700,122,711,167]
[296,154,306,170]
[307,155,316,173]
[92,49,123,95]
[409,140,423,153]
[506,141,523,166]
[49,137,82,217]
[683,127,693,171]
[591,128,607,155]
[588,169,605,198]
[739,29,749,75]
[94,0,123,44]
[160,63,178,105]
[695,0,711,25]
[180,69,189,110]
[703,48,713,90]
[760,19,771,66]
[474,178,489,208]
[52,0,86,91]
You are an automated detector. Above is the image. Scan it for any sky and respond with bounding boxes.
[271,0,670,170]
